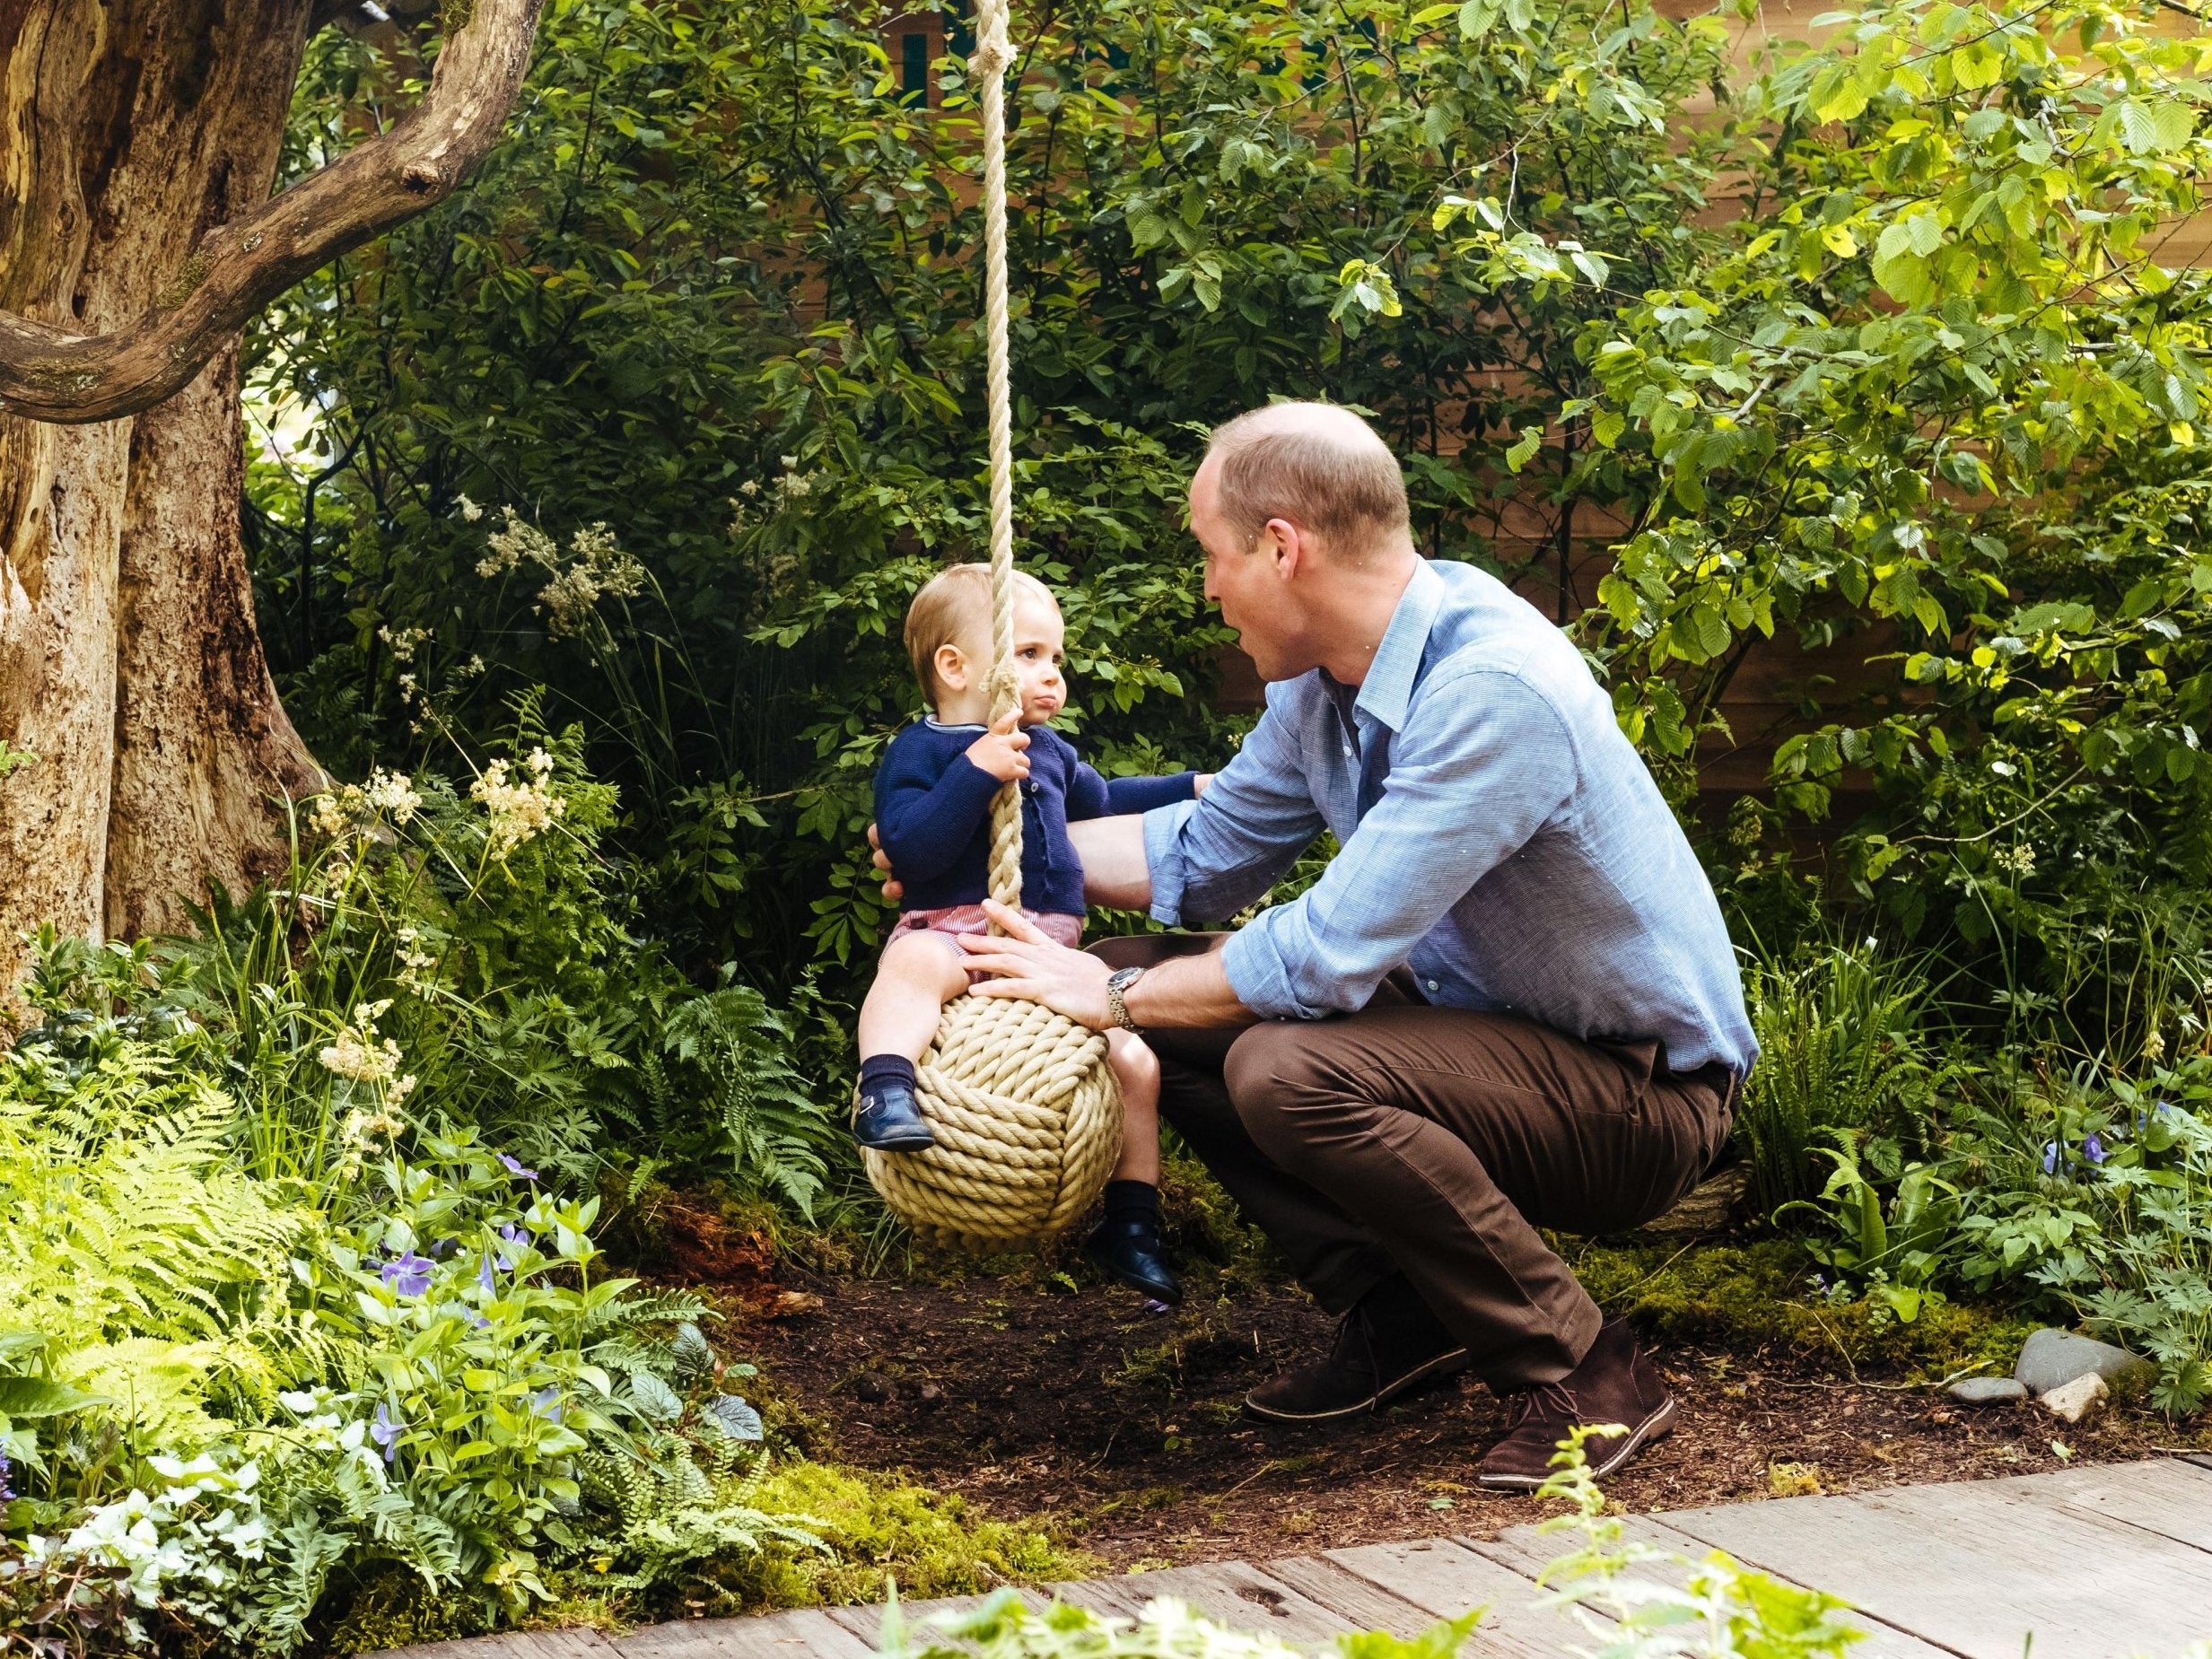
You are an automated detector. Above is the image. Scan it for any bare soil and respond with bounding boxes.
[748,1269,2199,1569]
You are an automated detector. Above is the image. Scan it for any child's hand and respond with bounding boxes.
[966,711,1032,782]
[1193,773,1215,798]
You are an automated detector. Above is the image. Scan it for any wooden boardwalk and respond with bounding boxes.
[383,1458,2212,1659]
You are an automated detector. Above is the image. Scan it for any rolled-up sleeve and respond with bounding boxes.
[1221,668,1576,1018]
[1142,690,1325,928]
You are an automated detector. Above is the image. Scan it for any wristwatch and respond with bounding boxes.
[1105,965,1147,1035]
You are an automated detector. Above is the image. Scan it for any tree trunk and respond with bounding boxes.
[0,0,322,993]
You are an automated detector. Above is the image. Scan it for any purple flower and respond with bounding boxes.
[530,1386,564,1424]
[497,1153,538,1182]
[0,1447,13,1503]
[380,1250,433,1297]
[2042,1140,2060,1175]
[2084,1132,2108,1166]
[495,1223,528,1271]
[371,1402,404,1464]
[477,1253,497,1296]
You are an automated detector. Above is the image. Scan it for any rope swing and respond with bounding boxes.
[860,0,1125,1249]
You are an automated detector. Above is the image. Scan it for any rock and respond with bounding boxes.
[2015,1327,2155,1398]
[1947,1375,2028,1406]
[2039,1371,2109,1425]
[852,1372,894,1404]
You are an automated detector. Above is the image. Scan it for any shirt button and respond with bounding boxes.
[1427,980,1439,991]
[1342,746,1354,759]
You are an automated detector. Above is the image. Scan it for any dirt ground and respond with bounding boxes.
[748,1268,2198,1569]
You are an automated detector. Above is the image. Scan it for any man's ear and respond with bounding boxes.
[1264,515,1305,580]
[935,643,971,691]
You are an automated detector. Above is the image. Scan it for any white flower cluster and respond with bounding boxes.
[307,768,423,840]
[1992,842,2037,878]
[378,624,429,664]
[24,1454,268,1624]
[320,1000,416,1111]
[475,507,644,639]
[395,923,440,989]
[471,747,565,857]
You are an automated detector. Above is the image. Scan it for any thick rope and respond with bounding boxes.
[975,0,1025,929]
[861,0,1123,1249]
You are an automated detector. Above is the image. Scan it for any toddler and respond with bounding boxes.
[856,563,1203,1305]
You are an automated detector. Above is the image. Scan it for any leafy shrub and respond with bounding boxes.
[0,1027,815,1650]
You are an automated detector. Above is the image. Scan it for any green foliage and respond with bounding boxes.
[722,1463,1093,1611]
[1531,1428,1870,1659]
[1561,1238,2033,1376]
[1738,938,1938,1210]
[248,0,1733,992]
[879,1589,1478,1659]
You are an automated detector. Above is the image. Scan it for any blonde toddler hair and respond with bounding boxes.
[905,562,1057,707]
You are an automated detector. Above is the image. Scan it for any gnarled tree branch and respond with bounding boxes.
[0,0,547,425]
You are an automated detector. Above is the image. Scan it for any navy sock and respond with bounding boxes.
[1103,1180,1158,1223]
[859,1054,917,1096]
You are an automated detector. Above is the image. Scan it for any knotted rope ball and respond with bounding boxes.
[859,0,1123,1250]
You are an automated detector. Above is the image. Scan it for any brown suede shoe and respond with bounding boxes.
[1245,1277,1469,1424]
[1476,1320,1675,1491]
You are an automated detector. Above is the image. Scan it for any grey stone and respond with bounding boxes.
[2039,1371,2109,1425]
[2014,1327,2156,1397]
[1947,1375,2028,1406]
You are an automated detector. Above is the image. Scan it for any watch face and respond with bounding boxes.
[1108,965,1143,990]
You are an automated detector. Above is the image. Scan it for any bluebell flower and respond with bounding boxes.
[2042,1140,2060,1175]
[371,1401,404,1463]
[380,1250,434,1297]
[2084,1132,2108,1166]
[498,1153,538,1182]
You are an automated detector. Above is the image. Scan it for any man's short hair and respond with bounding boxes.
[1204,403,1410,562]
[904,562,1055,705]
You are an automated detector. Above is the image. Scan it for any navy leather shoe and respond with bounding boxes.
[1085,1216,1183,1305]
[853,1077,935,1151]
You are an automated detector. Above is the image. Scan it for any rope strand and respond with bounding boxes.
[858,0,1123,1251]
[974,0,1025,928]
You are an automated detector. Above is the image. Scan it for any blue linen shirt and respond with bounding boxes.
[1141,559,1757,1077]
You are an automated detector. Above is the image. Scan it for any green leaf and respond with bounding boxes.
[2120,100,2196,156]
[0,1376,109,1419]
[1503,426,1543,473]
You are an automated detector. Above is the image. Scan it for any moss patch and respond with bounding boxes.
[701,1460,1097,1611]
[1563,1236,2039,1378]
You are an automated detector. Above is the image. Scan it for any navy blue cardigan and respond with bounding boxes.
[873,720,1197,914]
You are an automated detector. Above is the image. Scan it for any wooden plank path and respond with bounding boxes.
[380,1459,2212,1659]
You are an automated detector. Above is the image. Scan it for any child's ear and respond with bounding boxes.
[934,643,970,691]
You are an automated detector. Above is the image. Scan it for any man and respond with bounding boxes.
[894,402,1755,1490]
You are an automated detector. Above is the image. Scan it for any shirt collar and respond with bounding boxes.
[1352,560,1445,733]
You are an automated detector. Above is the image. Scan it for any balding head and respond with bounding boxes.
[1200,402,1410,565]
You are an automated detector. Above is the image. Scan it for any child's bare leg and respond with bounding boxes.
[1089,1030,1180,1303]
[853,931,966,1152]
[858,931,969,1061]
[1105,1028,1161,1184]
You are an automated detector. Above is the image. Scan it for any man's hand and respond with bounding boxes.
[958,901,1115,1029]
[964,710,1031,782]
[868,822,903,906]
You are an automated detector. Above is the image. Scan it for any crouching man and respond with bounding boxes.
[927,402,1755,1489]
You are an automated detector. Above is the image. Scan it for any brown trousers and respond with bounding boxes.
[1091,934,1735,1388]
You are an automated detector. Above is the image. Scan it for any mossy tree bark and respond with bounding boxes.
[0,0,545,994]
